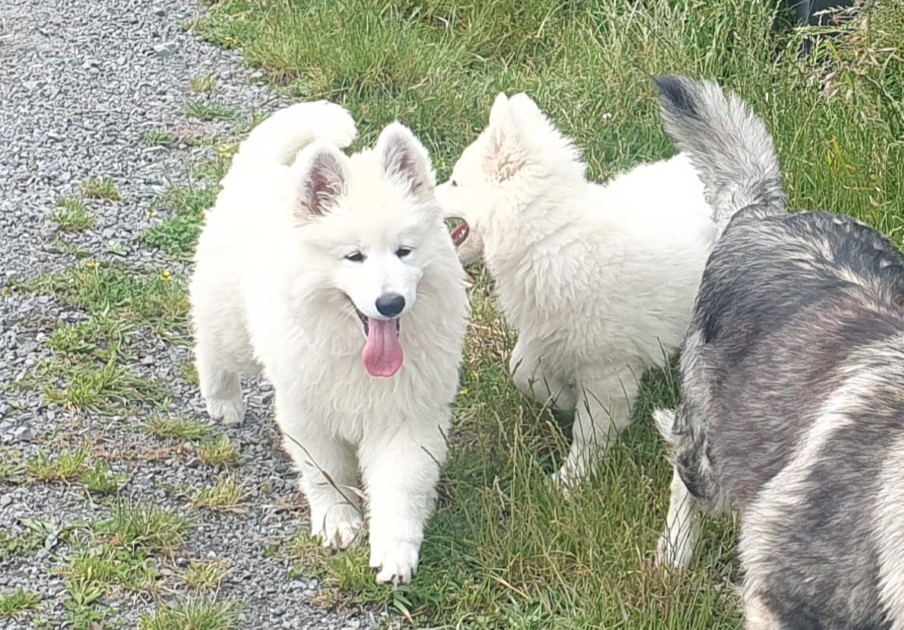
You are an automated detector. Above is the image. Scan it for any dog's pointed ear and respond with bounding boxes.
[484,93,525,182]
[653,408,678,445]
[377,122,435,199]
[507,93,545,123]
[295,142,349,218]
[488,92,511,128]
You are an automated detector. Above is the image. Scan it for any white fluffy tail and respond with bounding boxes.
[232,101,357,168]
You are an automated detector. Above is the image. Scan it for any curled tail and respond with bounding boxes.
[231,100,357,169]
[653,76,786,234]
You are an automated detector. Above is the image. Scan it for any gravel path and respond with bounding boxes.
[0,1,381,628]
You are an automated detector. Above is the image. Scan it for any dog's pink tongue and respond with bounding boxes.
[362,318,403,377]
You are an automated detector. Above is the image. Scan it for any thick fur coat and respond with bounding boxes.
[437,93,716,485]
[652,75,904,630]
[189,101,468,585]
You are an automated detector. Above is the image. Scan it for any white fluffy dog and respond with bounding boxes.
[437,93,716,487]
[189,101,468,585]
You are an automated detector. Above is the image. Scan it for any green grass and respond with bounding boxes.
[190,75,219,93]
[145,415,213,442]
[192,0,904,627]
[186,100,237,121]
[138,596,240,630]
[61,534,163,626]
[52,507,195,626]
[181,134,220,148]
[180,559,231,591]
[0,589,40,619]
[47,317,128,362]
[181,361,200,386]
[51,197,96,232]
[0,529,44,560]
[97,502,192,554]
[22,261,186,412]
[26,446,90,482]
[143,128,176,147]
[140,151,232,260]
[80,460,128,495]
[81,177,122,202]
[0,448,26,484]
[104,240,129,257]
[36,262,189,334]
[63,543,161,597]
[1,517,76,561]
[38,350,169,412]
[45,238,92,259]
[195,434,240,469]
[191,474,246,511]
[197,0,904,228]
[140,179,217,260]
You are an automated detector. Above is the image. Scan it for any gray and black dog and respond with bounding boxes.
[650,75,904,630]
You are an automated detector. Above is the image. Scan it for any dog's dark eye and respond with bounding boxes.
[396,247,412,258]
[450,180,458,187]
[345,252,365,263]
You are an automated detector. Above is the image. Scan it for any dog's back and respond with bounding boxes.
[693,210,904,503]
[654,76,904,629]
[742,333,904,629]
[711,213,904,628]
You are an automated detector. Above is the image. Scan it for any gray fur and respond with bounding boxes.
[653,75,904,630]
[653,75,786,235]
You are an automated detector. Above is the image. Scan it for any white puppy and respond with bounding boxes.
[437,93,716,487]
[189,101,468,584]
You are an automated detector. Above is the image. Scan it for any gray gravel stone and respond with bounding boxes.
[0,0,385,627]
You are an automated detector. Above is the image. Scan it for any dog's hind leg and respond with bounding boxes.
[553,364,641,489]
[509,339,576,412]
[744,593,783,630]
[656,467,701,569]
[195,339,246,426]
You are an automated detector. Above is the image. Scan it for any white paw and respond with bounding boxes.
[656,531,694,569]
[550,470,571,497]
[310,101,357,149]
[311,503,364,551]
[550,464,583,497]
[206,397,245,426]
[369,539,420,586]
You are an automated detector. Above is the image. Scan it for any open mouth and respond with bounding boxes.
[349,299,404,378]
[448,218,470,248]
[352,305,400,338]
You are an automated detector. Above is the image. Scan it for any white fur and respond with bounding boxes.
[656,468,700,569]
[877,434,904,629]
[653,409,701,569]
[437,92,716,486]
[189,101,469,585]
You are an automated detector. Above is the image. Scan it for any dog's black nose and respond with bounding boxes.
[375,293,405,318]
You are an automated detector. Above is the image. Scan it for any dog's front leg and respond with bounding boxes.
[195,341,246,426]
[276,400,364,550]
[359,418,449,586]
[656,466,701,569]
